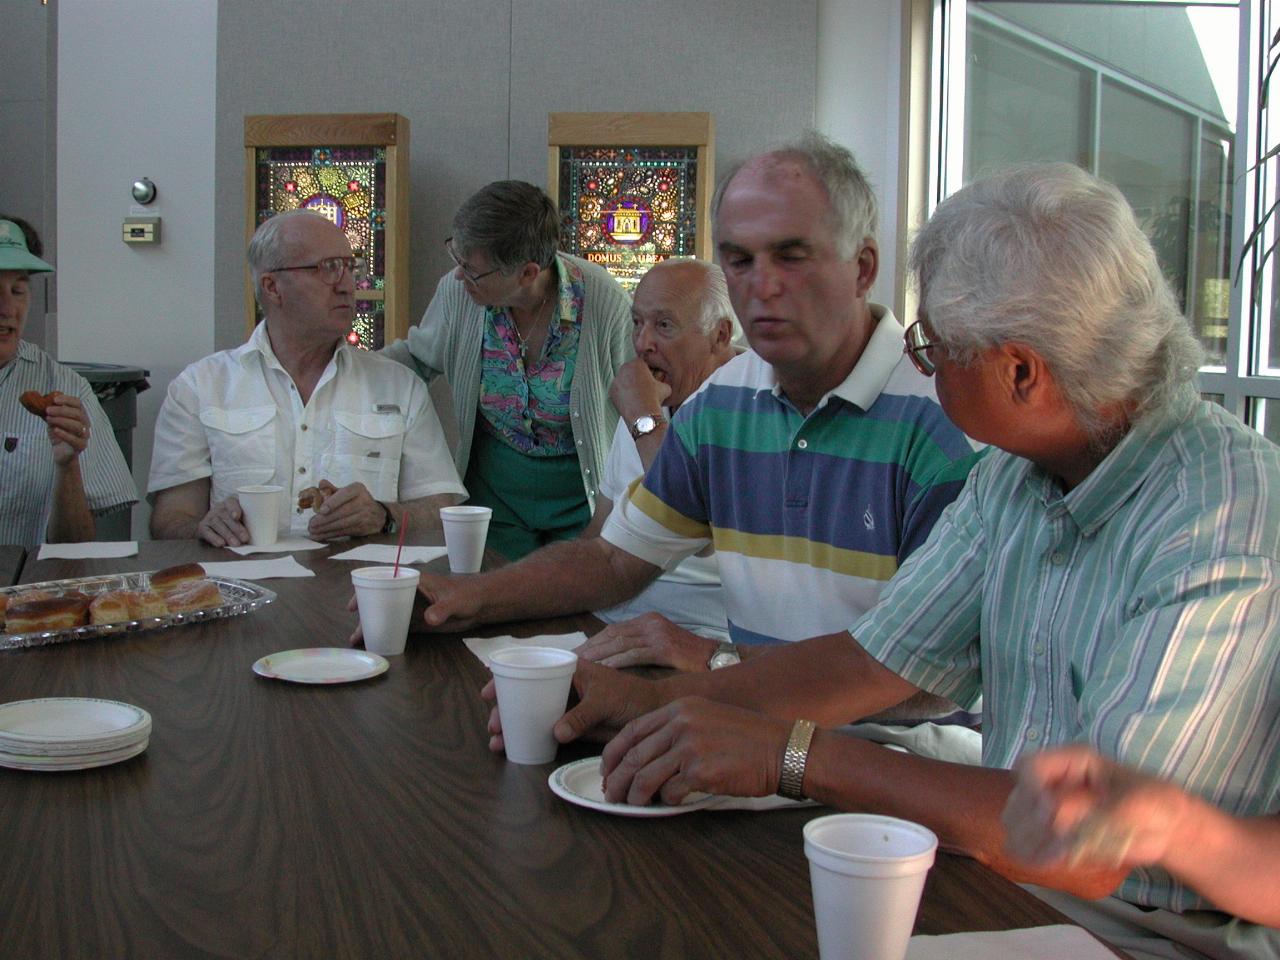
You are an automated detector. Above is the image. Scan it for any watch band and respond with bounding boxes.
[380,503,398,535]
[777,719,817,800]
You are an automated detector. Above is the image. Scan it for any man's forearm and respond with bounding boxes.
[48,459,95,542]
[390,492,462,532]
[462,537,660,625]
[1161,806,1280,925]
[655,632,922,727]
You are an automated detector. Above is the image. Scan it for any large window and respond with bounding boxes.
[931,0,1280,428]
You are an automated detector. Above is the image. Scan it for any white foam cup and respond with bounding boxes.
[236,484,283,546]
[488,646,578,764]
[439,505,492,573]
[351,566,421,656]
[802,814,938,960]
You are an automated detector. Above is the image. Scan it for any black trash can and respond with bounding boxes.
[62,362,150,541]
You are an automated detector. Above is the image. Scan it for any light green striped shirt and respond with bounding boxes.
[853,394,1280,914]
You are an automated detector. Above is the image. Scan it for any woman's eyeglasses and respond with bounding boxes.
[444,237,501,284]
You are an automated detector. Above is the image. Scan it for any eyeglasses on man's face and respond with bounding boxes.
[903,320,940,377]
[444,237,502,285]
[270,256,365,285]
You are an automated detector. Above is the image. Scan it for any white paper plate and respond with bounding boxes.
[548,756,719,817]
[0,737,149,772]
[252,648,389,684]
[0,697,151,749]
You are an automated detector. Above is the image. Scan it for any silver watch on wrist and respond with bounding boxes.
[629,413,666,440]
[707,640,740,670]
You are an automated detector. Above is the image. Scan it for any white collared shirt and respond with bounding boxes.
[148,323,465,536]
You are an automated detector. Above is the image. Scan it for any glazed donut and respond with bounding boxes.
[150,563,206,595]
[163,579,223,614]
[6,595,91,633]
[19,390,58,420]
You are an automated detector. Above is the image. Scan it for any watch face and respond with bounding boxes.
[632,415,658,437]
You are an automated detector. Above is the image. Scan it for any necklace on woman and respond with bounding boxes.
[512,291,555,362]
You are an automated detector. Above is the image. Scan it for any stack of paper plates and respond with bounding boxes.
[0,697,151,771]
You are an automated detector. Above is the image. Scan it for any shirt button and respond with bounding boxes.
[1051,552,1066,565]
[576,440,583,446]
[584,468,591,475]
[1033,643,1045,655]
[301,424,308,432]
[797,439,808,450]
[1026,728,1040,742]
[298,467,306,475]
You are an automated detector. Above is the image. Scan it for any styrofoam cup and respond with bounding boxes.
[489,646,577,764]
[236,484,283,546]
[351,566,421,656]
[802,814,938,960]
[440,505,492,573]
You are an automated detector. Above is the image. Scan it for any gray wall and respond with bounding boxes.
[0,0,55,350]
[214,0,818,351]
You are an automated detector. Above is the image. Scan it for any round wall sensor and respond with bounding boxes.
[131,178,157,204]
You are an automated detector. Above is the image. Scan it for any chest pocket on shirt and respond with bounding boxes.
[331,411,406,501]
[198,405,276,494]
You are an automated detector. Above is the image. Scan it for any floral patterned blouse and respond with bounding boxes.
[476,257,586,457]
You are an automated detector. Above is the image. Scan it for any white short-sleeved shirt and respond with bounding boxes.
[147,323,466,537]
[593,417,729,639]
[0,341,138,548]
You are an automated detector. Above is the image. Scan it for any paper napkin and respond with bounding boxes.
[906,925,1118,959]
[228,537,325,556]
[464,632,588,667]
[37,541,139,560]
[201,556,316,580]
[328,544,450,564]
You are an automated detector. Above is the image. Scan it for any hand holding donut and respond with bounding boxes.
[23,391,91,464]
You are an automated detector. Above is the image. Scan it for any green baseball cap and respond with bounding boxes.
[0,219,54,273]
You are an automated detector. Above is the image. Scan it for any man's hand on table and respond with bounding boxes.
[196,496,250,547]
[577,613,719,671]
[411,571,487,633]
[482,658,661,754]
[308,481,386,540]
[598,696,790,806]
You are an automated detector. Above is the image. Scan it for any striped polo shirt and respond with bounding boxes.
[0,341,137,547]
[853,394,1280,913]
[602,307,984,646]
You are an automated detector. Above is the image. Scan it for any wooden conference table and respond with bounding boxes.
[0,538,1120,958]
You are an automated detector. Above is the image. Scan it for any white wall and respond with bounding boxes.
[816,0,903,311]
[57,0,218,539]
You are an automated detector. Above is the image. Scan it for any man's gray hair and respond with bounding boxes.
[648,257,742,342]
[247,209,327,303]
[909,163,1202,440]
[712,131,878,260]
[452,180,560,272]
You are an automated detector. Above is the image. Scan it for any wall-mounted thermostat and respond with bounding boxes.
[122,216,161,245]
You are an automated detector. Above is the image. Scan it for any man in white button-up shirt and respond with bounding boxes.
[148,211,465,547]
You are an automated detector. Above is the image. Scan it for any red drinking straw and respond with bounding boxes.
[392,512,409,577]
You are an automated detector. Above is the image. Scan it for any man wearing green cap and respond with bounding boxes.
[0,216,137,547]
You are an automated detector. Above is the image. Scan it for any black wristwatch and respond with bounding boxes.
[380,503,398,535]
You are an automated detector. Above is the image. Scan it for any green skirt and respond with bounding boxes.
[464,427,591,561]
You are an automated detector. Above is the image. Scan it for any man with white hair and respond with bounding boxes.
[149,210,465,546]
[415,134,982,739]
[552,163,1280,960]
[575,257,740,657]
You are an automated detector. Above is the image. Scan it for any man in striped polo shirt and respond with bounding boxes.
[561,165,1280,959]
[420,134,983,753]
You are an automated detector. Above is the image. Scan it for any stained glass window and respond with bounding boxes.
[557,146,699,292]
[254,145,388,349]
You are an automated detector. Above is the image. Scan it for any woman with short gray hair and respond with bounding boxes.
[383,181,633,560]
